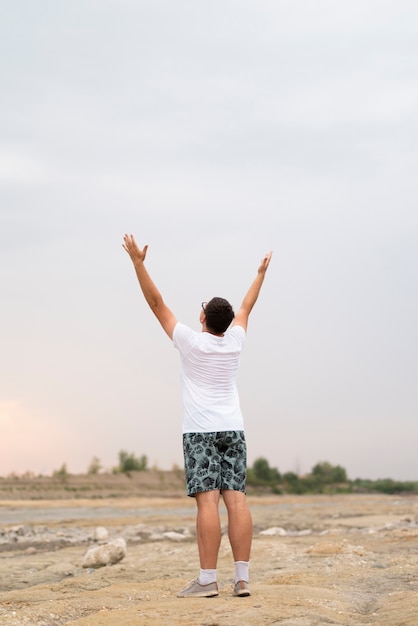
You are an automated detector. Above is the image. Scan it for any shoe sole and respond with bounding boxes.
[233,582,251,597]
[233,590,251,597]
[177,591,219,598]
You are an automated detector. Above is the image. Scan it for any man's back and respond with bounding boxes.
[173,322,246,433]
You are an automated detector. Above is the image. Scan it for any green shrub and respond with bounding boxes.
[87,456,102,475]
[247,457,281,486]
[53,463,68,482]
[116,450,148,473]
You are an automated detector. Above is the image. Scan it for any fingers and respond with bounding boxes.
[262,251,272,266]
[122,233,133,253]
[123,233,134,245]
[122,233,137,250]
[258,250,272,273]
[122,234,148,260]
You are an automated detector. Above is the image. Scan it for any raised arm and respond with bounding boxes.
[232,251,272,331]
[122,234,177,339]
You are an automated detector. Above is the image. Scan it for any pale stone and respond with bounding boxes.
[94,526,109,542]
[82,538,126,568]
[163,531,186,541]
[259,527,287,536]
[149,533,165,541]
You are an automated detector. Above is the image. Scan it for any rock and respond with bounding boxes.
[8,525,26,536]
[292,529,312,537]
[94,526,109,542]
[82,538,127,569]
[259,527,287,536]
[163,531,186,542]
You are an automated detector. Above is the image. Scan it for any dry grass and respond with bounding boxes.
[0,470,186,501]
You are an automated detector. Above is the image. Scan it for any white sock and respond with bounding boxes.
[234,561,249,584]
[199,568,217,585]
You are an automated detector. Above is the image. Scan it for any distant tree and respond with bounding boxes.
[117,450,148,473]
[283,471,299,483]
[53,463,68,482]
[352,477,418,494]
[87,456,102,475]
[250,457,281,485]
[22,471,35,479]
[311,461,347,484]
[373,479,418,494]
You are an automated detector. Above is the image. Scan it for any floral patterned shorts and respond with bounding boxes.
[182,431,247,497]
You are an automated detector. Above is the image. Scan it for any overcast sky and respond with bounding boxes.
[1,0,417,481]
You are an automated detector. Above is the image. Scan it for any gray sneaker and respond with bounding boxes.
[233,580,251,597]
[176,578,219,598]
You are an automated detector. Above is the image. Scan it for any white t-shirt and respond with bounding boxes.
[172,322,246,434]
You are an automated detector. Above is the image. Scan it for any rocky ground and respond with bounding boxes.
[0,493,418,625]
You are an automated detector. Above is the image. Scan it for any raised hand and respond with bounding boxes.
[122,234,148,265]
[258,251,273,274]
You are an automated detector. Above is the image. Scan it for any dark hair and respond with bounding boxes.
[204,297,235,334]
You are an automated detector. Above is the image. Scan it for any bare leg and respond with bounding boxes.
[195,490,221,569]
[222,490,252,561]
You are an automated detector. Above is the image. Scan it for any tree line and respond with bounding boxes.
[246,458,418,495]
[52,453,418,495]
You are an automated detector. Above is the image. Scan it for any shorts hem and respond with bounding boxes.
[187,486,247,498]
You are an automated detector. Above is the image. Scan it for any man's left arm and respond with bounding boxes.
[233,251,272,331]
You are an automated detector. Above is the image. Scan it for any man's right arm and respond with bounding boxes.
[122,234,177,339]
[233,251,272,331]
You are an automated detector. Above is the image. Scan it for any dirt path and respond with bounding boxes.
[1,494,417,625]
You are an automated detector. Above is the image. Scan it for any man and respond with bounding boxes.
[122,234,272,598]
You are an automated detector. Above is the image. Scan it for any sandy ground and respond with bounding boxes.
[1,494,418,626]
